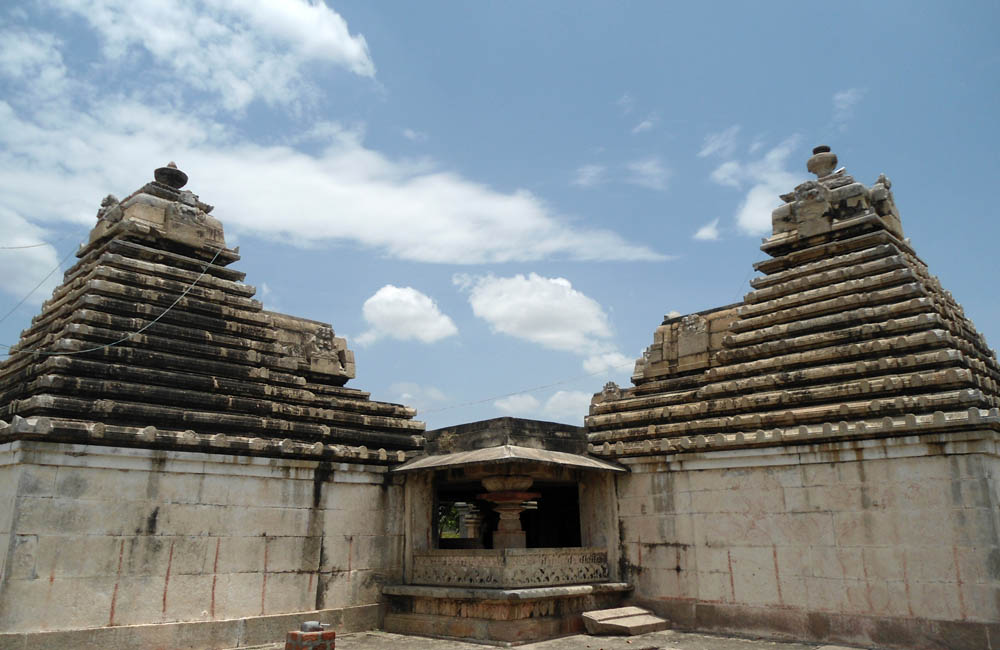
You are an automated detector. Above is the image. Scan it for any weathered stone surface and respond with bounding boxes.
[588,148,1000,459]
[0,166,423,461]
[582,606,669,635]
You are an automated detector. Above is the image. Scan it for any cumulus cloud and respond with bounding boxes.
[0,102,665,265]
[454,273,633,376]
[543,390,592,422]
[49,0,374,112]
[355,285,457,346]
[0,208,63,308]
[616,93,634,114]
[631,113,657,134]
[455,273,611,351]
[571,164,606,188]
[582,351,632,374]
[626,156,671,191]
[693,218,720,241]
[0,28,69,101]
[708,138,805,235]
[495,393,541,415]
[698,125,740,158]
[833,88,865,127]
[0,9,666,266]
[493,390,592,423]
[402,128,428,142]
[390,382,447,414]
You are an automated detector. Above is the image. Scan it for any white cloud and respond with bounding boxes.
[626,156,671,191]
[693,218,720,241]
[709,160,742,188]
[543,390,592,423]
[0,208,63,308]
[390,381,447,414]
[571,164,606,188]
[355,285,457,346]
[582,351,632,374]
[631,113,657,134]
[616,93,634,114]
[456,273,611,351]
[0,29,69,101]
[455,273,633,378]
[698,125,740,158]
[708,138,804,235]
[402,128,428,142]
[833,88,865,126]
[495,394,541,415]
[0,98,665,264]
[0,14,665,266]
[49,0,374,112]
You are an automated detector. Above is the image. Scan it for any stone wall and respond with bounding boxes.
[615,430,1000,650]
[0,440,403,636]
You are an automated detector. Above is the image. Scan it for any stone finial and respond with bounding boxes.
[154,161,188,189]
[807,145,838,177]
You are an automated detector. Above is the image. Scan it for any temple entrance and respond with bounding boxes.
[386,417,629,645]
[435,480,581,549]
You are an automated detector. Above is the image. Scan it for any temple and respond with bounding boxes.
[0,148,996,649]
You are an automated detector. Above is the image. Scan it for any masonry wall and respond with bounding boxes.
[0,440,403,636]
[616,430,1000,650]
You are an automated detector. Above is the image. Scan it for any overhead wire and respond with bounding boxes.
[1,246,224,357]
[420,356,638,415]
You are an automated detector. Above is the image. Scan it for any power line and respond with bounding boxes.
[0,246,80,328]
[2,246,224,357]
[0,242,60,250]
[420,356,637,415]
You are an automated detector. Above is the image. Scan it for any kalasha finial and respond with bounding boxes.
[807,145,837,177]
[154,161,188,189]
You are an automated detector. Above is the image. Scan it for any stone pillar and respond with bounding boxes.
[478,475,539,550]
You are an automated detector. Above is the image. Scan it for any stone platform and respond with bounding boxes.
[383,582,631,645]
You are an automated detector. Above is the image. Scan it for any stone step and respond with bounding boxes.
[582,607,669,635]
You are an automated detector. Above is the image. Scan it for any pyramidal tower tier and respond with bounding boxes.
[587,146,1000,457]
[0,164,423,462]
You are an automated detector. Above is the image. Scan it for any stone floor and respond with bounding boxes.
[248,630,863,649]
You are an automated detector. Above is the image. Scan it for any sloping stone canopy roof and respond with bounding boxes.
[587,146,1000,458]
[0,164,423,463]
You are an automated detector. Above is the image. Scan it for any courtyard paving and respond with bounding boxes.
[292,630,862,650]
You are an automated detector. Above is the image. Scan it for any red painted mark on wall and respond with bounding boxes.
[261,537,269,616]
[727,550,736,602]
[954,546,966,620]
[637,534,642,566]
[861,547,873,611]
[162,540,175,616]
[210,538,221,619]
[108,538,125,626]
[901,552,914,616]
[771,545,783,606]
[347,536,353,584]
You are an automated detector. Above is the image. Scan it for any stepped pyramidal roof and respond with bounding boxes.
[587,146,1000,458]
[0,164,423,462]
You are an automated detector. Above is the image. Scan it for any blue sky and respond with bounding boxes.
[1,1,998,429]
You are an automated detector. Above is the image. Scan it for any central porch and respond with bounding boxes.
[385,418,630,645]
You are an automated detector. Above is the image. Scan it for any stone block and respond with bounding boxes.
[215,536,266,574]
[213,572,265,620]
[810,546,864,580]
[262,571,313,614]
[728,546,780,606]
[903,545,957,583]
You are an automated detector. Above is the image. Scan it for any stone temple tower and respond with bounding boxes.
[0,164,423,644]
[585,146,1000,649]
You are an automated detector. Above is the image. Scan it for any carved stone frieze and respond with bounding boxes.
[410,547,609,588]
